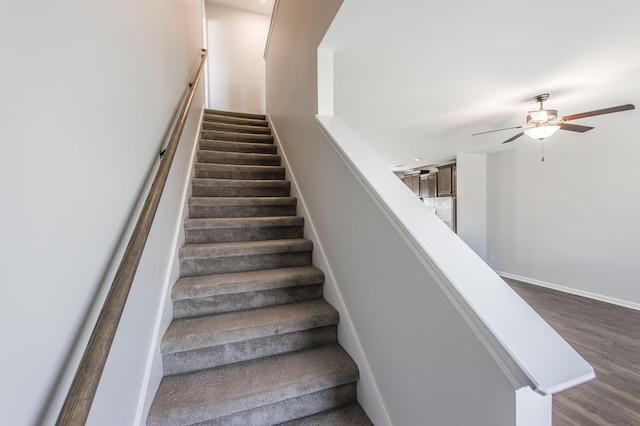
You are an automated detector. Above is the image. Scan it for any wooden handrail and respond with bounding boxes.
[56,49,208,425]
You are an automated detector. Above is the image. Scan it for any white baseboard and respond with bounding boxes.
[497,271,640,312]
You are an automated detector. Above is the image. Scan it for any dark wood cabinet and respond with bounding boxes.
[437,165,452,196]
[404,164,455,199]
[452,164,457,196]
[420,173,437,199]
[436,164,456,197]
[402,164,456,233]
[403,173,420,197]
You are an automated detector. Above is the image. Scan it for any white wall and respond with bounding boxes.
[457,153,488,260]
[487,132,640,309]
[206,3,270,113]
[0,1,204,424]
[266,1,519,424]
[88,89,204,426]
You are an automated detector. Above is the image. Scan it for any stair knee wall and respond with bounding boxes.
[266,115,393,426]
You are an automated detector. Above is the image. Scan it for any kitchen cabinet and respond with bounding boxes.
[452,164,457,196]
[437,164,456,197]
[420,173,437,199]
[403,173,420,197]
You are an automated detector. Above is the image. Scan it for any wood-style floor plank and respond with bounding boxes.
[505,278,640,426]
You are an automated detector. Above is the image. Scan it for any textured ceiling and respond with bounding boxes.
[322,0,640,170]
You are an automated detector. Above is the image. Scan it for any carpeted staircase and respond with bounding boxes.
[147,110,373,425]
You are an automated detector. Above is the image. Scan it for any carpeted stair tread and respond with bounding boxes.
[199,139,277,154]
[161,299,338,354]
[171,266,324,319]
[205,108,266,120]
[179,238,313,276]
[180,238,312,259]
[280,403,373,426]
[191,177,289,186]
[184,216,303,230]
[201,129,274,143]
[188,196,297,218]
[189,196,296,207]
[202,121,272,134]
[191,177,290,187]
[203,114,268,127]
[161,326,336,377]
[194,163,285,180]
[184,216,304,244]
[172,266,325,300]
[188,384,357,426]
[194,163,284,174]
[191,178,290,198]
[197,150,281,166]
[147,343,358,426]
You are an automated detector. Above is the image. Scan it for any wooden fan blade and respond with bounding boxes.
[472,125,523,136]
[502,131,525,144]
[558,122,594,133]
[562,104,635,121]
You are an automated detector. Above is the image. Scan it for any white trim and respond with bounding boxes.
[134,108,205,426]
[263,0,280,60]
[497,271,640,312]
[267,116,392,426]
[201,0,210,109]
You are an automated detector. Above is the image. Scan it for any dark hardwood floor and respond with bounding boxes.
[505,278,640,426]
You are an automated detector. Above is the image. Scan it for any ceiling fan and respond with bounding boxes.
[472,93,635,144]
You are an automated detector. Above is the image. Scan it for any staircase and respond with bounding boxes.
[147,110,372,425]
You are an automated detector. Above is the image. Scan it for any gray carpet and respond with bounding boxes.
[147,109,372,425]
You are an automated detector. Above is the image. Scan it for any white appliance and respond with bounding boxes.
[424,197,456,232]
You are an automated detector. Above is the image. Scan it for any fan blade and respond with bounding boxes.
[562,104,635,121]
[472,125,523,136]
[558,122,594,133]
[502,131,525,144]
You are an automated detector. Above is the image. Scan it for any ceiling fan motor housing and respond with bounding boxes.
[527,109,557,124]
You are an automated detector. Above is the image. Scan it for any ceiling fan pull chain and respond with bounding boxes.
[540,141,545,162]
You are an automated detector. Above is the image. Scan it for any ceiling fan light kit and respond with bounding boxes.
[524,124,560,140]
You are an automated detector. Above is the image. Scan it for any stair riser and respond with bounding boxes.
[180,252,312,276]
[196,383,357,426]
[163,326,337,376]
[189,203,296,218]
[279,404,372,426]
[194,168,285,181]
[199,140,277,154]
[203,114,268,127]
[192,185,290,198]
[185,225,303,244]
[202,122,272,135]
[201,130,274,144]
[197,151,281,166]
[205,109,266,120]
[172,266,324,301]
[173,284,323,319]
